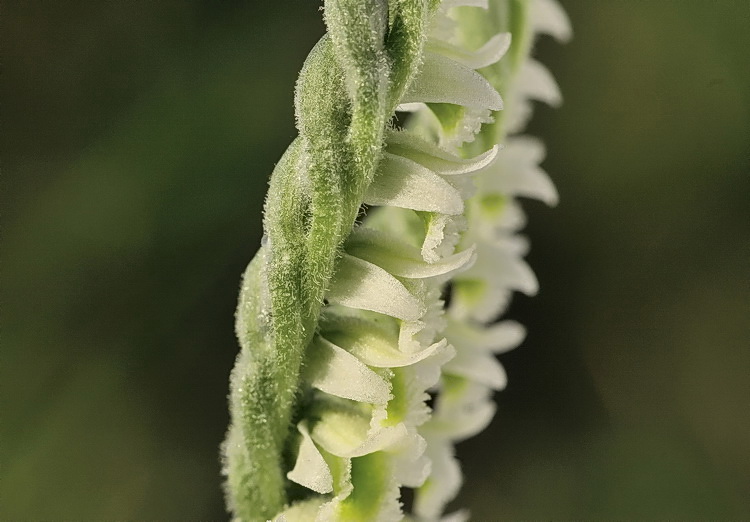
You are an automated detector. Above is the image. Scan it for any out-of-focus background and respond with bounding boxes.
[3,1,749,519]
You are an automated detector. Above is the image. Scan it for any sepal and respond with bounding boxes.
[286,421,334,494]
[320,307,445,368]
[306,336,392,404]
[312,408,409,459]
[402,51,502,111]
[387,130,500,175]
[365,153,465,215]
[327,254,426,321]
[531,0,573,42]
[413,437,462,520]
[346,228,476,279]
[477,136,558,206]
[426,32,511,70]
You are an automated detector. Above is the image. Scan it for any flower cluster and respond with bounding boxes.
[409,0,571,517]
[223,1,569,520]
[272,21,507,522]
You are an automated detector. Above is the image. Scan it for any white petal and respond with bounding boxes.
[312,409,409,458]
[478,136,558,205]
[365,153,464,215]
[342,423,409,458]
[441,0,488,8]
[400,452,432,489]
[347,228,476,279]
[451,280,512,324]
[399,314,445,351]
[500,200,527,230]
[435,397,496,441]
[389,429,431,488]
[365,338,444,368]
[427,32,511,70]
[531,0,573,42]
[466,241,539,296]
[403,51,503,110]
[414,438,462,519]
[408,341,456,391]
[472,198,529,236]
[428,8,458,43]
[442,510,471,522]
[509,135,547,163]
[450,236,539,323]
[362,205,425,248]
[309,407,368,455]
[320,310,444,368]
[485,321,527,352]
[494,234,531,257]
[422,213,466,263]
[274,498,325,522]
[327,254,425,321]
[437,105,495,150]
[505,256,539,296]
[313,458,354,522]
[307,336,391,404]
[435,375,494,413]
[398,287,448,352]
[517,59,562,107]
[396,102,426,112]
[388,130,499,175]
[444,350,507,390]
[403,103,446,144]
[504,96,534,134]
[506,164,558,205]
[445,317,526,354]
[286,422,333,494]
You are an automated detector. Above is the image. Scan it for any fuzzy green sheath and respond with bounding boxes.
[224,2,433,520]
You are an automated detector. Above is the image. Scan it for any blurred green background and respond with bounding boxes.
[3,1,749,520]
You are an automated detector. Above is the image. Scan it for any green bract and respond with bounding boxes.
[223,0,569,520]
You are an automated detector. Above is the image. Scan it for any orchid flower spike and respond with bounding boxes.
[222,1,570,520]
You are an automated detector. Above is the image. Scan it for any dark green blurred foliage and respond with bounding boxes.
[3,1,749,519]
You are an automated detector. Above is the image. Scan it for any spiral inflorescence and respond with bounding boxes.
[223,0,568,520]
